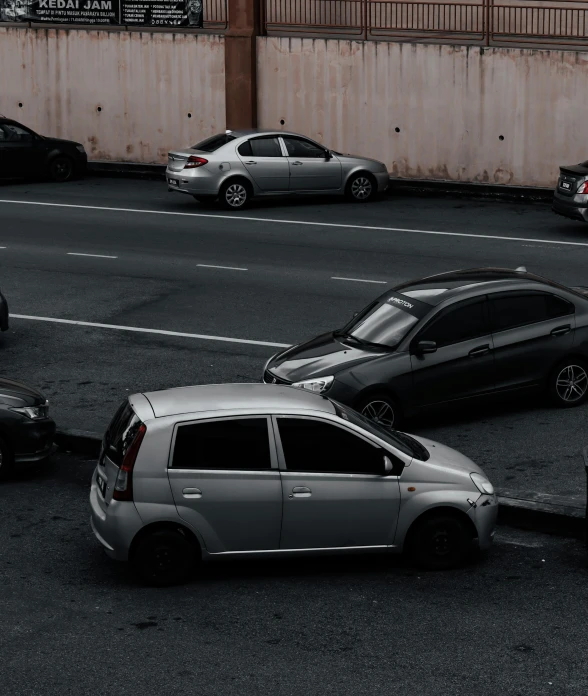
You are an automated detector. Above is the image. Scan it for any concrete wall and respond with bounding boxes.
[257,36,588,188]
[0,27,225,164]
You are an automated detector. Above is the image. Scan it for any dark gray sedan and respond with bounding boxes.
[264,267,588,428]
[166,129,389,210]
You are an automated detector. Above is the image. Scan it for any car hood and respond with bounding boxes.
[0,378,46,407]
[410,435,487,478]
[44,136,82,148]
[333,152,387,169]
[268,332,387,382]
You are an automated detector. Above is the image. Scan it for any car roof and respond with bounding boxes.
[141,383,336,419]
[226,128,307,139]
[393,267,573,306]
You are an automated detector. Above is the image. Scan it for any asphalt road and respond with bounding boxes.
[1,452,587,696]
[1,177,588,501]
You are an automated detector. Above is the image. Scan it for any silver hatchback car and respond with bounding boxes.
[90,384,497,586]
[166,129,389,210]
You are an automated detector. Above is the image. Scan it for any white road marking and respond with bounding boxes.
[197,264,248,271]
[10,314,290,348]
[1,199,586,248]
[67,252,118,259]
[0,247,6,249]
[497,538,545,549]
[332,276,387,284]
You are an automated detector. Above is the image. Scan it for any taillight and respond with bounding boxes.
[113,423,147,502]
[183,156,208,169]
[578,181,588,194]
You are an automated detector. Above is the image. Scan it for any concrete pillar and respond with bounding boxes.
[225,0,260,130]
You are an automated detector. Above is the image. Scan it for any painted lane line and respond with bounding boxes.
[10,314,290,349]
[0,199,586,248]
[332,276,387,284]
[0,247,6,249]
[197,264,248,271]
[67,252,118,259]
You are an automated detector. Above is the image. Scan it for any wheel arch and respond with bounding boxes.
[345,168,377,189]
[402,505,477,553]
[219,173,256,196]
[129,521,203,561]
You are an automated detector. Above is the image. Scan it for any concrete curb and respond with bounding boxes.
[87,161,554,203]
[55,428,585,540]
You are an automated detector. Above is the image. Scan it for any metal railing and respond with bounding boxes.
[263,0,588,47]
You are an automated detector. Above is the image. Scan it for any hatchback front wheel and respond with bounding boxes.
[409,515,472,571]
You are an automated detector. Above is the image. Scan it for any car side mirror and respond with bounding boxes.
[324,150,332,160]
[383,456,393,475]
[414,340,437,355]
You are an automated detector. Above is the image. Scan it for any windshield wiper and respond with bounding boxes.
[392,430,429,460]
[333,331,390,350]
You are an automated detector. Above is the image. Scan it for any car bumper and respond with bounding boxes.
[552,196,588,222]
[166,167,220,196]
[376,172,390,192]
[471,494,498,551]
[90,472,144,561]
[12,417,56,463]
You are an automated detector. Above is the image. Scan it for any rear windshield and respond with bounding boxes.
[103,400,142,467]
[191,134,236,152]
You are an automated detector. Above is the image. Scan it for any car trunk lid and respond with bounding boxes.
[167,149,202,172]
[558,163,588,196]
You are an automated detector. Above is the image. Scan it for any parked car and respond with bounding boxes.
[552,160,588,222]
[264,267,588,429]
[0,117,87,183]
[90,383,497,585]
[0,378,56,480]
[166,129,389,210]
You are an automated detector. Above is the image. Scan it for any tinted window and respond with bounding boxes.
[418,300,488,347]
[489,292,572,333]
[171,418,271,470]
[103,400,143,467]
[249,137,283,158]
[283,137,326,158]
[277,418,384,474]
[191,134,235,152]
[1,123,33,142]
[237,140,252,157]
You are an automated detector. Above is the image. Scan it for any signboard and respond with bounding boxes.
[0,0,203,25]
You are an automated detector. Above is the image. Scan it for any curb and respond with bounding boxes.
[87,161,555,203]
[55,428,586,540]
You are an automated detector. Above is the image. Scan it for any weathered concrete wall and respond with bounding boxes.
[258,37,588,188]
[0,27,225,164]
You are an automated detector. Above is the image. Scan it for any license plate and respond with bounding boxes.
[168,178,179,186]
[561,181,572,190]
[96,474,107,498]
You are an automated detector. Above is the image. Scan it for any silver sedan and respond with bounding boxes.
[166,129,389,210]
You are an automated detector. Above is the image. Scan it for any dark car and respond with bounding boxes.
[0,378,56,480]
[552,160,588,222]
[0,117,87,183]
[264,267,588,428]
[0,288,8,332]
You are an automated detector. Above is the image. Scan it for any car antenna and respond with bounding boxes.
[515,266,527,273]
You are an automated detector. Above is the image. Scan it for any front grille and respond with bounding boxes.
[264,370,291,386]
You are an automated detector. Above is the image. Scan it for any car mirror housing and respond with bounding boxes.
[415,340,437,355]
[383,456,393,475]
[324,150,332,160]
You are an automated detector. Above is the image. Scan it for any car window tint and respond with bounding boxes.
[104,400,143,467]
[3,124,33,142]
[237,140,253,157]
[282,137,326,159]
[249,137,283,158]
[546,294,575,318]
[489,293,558,332]
[171,418,271,470]
[191,133,235,152]
[277,418,384,475]
[418,300,488,347]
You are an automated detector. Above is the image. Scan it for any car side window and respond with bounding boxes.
[277,418,387,475]
[489,292,572,333]
[171,418,272,470]
[237,140,253,157]
[282,137,327,159]
[247,137,283,158]
[3,124,34,142]
[417,299,489,348]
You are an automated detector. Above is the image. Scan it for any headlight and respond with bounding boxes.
[76,144,86,153]
[291,376,334,393]
[470,473,494,495]
[263,353,278,375]
[10,404,49,420]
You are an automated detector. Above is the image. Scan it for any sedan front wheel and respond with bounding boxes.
[345,172,377,203]
[356,393,401,430]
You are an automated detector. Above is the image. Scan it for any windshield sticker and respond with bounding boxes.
[387,296,414,309]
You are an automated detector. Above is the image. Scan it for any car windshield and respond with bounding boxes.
[332,401,430,461]
[336,298,422,349]
[191,134,236,152]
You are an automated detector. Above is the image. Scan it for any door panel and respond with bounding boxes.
[237,136,289,192]
[282,136,342,191]
[167,417,283,553]
[275,416,400,549]
[0,123,45,176]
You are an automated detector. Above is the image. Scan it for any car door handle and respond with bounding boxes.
[551,324,571,337]
[290,486,311,498]
[182,488,202,498]
[469,344,491,358]
[291,161,303,165]
[244,161,257,165]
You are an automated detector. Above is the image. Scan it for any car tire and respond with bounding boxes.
[356,393,401,430]
[193,195,217,204]
[408,514,472,571]
[548,357,588,408]
[0,436,15,481]
[219,179,251,211]
[131,529,199,587]
[345,172,377,203]
[48,155,75,183]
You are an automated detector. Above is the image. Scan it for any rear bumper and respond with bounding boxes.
[166,167,220,196]
[552,196,588,222]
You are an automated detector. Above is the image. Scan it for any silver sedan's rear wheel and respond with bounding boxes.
[219,179,251,211]
[346,172,377,202]
[549,359,588,407]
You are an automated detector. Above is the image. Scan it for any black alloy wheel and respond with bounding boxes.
[48,156,74,183]
[549,358,588,407]
[356,393,401,430]
[409,515,472,571]
[132,529,198,586]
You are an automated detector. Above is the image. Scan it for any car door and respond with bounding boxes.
[274,415,401,549]
[167,416,283,553]
[236,136,290,192]
[488,291,576,392]
[0,122,44,177]
[281,136,342,191]
[409,297,496,408]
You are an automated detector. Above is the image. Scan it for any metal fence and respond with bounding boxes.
[263,0,588,46]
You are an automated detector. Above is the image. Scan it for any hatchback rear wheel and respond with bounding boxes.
[408,514,472,571]
[131,529,199,586]
[219,179,251,211]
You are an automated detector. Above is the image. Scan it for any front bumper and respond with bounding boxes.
[12,417,56,463]
[470,493,498,551]
[376,171,390,192]
[552,196,588,222]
